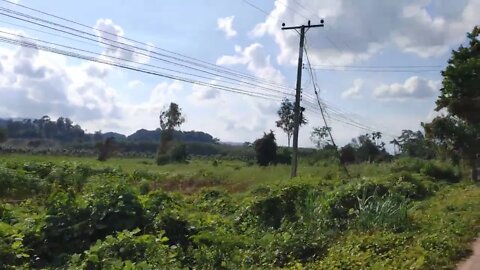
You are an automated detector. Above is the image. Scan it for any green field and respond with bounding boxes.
[1,154,479,269]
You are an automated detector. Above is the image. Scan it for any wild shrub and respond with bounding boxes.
[142,190,177,220]
[68,229,180,269]
[190,231,251,269]
[42,183,146,261]
[275,148,291,165]
[421,162,460,183]
[154,210,195,248]
[390,157,426,173]
[83,182,146,240]
[0,222,30,268]
[245,184,313,229]
[0,166,46,198]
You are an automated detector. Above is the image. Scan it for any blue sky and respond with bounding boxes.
[0,0,478,147]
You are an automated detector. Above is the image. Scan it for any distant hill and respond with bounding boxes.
[127,128,214,143]
[0,116,217,145]
[102,132,127,140]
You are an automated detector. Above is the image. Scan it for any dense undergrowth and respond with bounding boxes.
[0,155,478,269]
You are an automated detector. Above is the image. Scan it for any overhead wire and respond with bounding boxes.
[0,30,295,100]
[0,0,293,90]
[0,35,291,102]
[0,9,296,97]
[303,38,350,177]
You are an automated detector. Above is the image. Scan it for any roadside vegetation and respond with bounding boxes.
[0,24,478,270]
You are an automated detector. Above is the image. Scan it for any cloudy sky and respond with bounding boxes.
[0,0,478,147]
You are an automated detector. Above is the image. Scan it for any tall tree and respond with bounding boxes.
[97,137,116,162]
[159,103,185,131]
[424,26,480,181]
[310,126,331,149]
[157,103,186,164]
[0,128,7,143]
[254,131,277,166]
[276,98,307,147]
[394,130,435,159]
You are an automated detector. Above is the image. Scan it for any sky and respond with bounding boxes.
[0,0,478,147]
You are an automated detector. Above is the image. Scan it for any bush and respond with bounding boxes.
[68,229,180,269]
[275,148,291,165]
[254,131,277,166]
[42,183,146,260]
[245,184,314,229]
[421,162,459,183]
[156,143,188,165]
[154,210,195,248]
[0,166,46,198]
[170,143,188,163]
[0,222,30,268]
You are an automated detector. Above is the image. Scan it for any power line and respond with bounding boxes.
[0,10,295,97]
[240,0,270,16]
[310,68,441,73]
[0,30,295,100]
[310,64,442,69]
[0,0,292,90]
[303,41,350,177]
[303,37,396,138]
[0,35,291,102]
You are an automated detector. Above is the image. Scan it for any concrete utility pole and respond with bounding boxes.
[282,20,324,178]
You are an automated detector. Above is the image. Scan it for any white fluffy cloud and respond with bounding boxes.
[0,32,122,122]
[251,0,480,65]
[216,43,286,85]
[94,18,153,64]
[373,76,440,101]
[341,78,363,99]
[217,16,237,38]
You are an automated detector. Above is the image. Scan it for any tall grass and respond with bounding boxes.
[355,193,410,232]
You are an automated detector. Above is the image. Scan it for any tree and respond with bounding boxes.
[254,131,277,166]
[159,103,185,131]
[394,130,435,159]
[97,137,116,161]
[310,126,331,149]
[424,26,480,181]
[157,103,186,164]
[0,128,7,143]
[340,144,356,164]
[424,116,480,180]
[276,98,307,147]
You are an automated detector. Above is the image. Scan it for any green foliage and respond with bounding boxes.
[254,131,277,166]
[0,127,7,143]
[275,148,291,165]
[354,194,410,232]
[0,166,46,198]
[170,143,188,163]
[0,155,478,269]
[0,222,30,269]
[276,98,307,147]
[436,26,480,125]
[68,229,180,269]
[421,161,460,183]
[393,130,436,159]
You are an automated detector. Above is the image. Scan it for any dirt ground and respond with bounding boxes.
[458,239,480,270]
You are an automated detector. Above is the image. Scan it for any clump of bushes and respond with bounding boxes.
[156,143,188,165]
[421,162,460,183]
[0,222,30,268]
[68,229,180,269]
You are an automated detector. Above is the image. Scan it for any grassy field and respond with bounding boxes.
[1,153,479,269]
[0,153,390,193]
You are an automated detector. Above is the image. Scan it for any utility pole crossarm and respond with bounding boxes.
[282,19,324,178]
[281,23,324,30]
